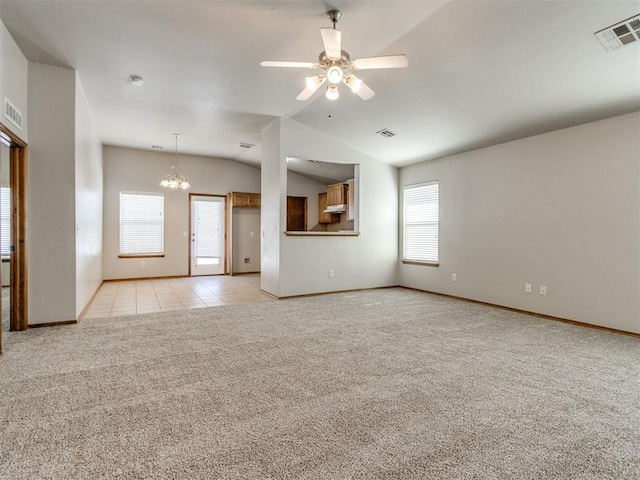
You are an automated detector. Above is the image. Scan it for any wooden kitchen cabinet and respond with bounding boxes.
[326,183,348,206]
[230,192,261,208]
[318,193,340,224]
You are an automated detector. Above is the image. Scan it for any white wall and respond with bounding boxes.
[399,112,640,334]
[0,21,28,140]
[103,145,260,280]
[261,117,399,298]
[75,75,103,316]
[260,118,283,296]
[27,63,77,324]
[232,208,260,273]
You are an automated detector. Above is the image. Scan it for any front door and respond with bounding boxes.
[190,195,225,276]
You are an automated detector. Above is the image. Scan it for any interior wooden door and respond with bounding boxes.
[286,196,307,231]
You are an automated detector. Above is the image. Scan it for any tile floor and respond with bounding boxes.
[82,273,272,319]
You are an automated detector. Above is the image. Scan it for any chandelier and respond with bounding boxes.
[160,133,190,190]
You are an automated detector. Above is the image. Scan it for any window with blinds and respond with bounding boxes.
[1,186,10,257]
[402,181,439,264]
[119,192,164,255]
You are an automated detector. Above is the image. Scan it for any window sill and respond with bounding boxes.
[118,254,165,259]
[285,231,360,237]
[402,260,439,267]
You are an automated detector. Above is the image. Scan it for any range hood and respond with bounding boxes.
[323,203,347,213]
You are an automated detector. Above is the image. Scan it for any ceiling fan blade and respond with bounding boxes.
[296,76,327,101]
[356,81,375,100]
[260,60,316,68]
[296,88,315,101]
[320,28,342,60]
[351,54,409,70]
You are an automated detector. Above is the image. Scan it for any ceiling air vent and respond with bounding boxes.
[239,142,255,149]
[595,14,640,52]
[376,128,397,139]
[3,97,23,131]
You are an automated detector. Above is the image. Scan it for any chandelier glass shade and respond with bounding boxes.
[160,166,190,190]
[160,133,190,190]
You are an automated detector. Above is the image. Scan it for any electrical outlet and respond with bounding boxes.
[141,261,146,267]
[452,273,457,282]
[540,285,547,296]
[525,283,532,293]
[329,269,334,278]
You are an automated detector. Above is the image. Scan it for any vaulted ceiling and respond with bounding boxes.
[1,1,638,168]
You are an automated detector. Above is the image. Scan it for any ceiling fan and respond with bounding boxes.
[260,9,408,101]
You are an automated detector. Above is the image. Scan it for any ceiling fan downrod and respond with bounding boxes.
[327,9,342,29]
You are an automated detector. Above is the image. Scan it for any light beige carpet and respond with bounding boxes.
[0,288,638,479]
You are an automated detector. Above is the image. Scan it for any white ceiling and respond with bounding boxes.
[1,0,639,168]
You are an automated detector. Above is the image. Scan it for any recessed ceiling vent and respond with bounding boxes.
[595,14,640,52]
[3,97,23,131]
[239,142,255,149]
[376,128,397,139]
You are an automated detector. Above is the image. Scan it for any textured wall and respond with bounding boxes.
[400,112,640,334]
[27,63,77,324]
[0,21,28,140]
[74,75,103,316]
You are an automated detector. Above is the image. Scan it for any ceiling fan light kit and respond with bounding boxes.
[326,65,343,84]
[305,75,324,90]
[345,74,363,94]
[260,10,408,101]
[325,84,339,100]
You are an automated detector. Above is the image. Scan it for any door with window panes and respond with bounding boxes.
[190,195,225,275]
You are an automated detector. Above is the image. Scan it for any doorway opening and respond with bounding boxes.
[0,123,28,353]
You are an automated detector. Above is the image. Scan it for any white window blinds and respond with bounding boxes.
[403,181,439,263]
[1,186,10,257]
[119,192,164,255]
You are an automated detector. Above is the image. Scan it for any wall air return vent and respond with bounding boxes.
[3,97,23,131]
[595,14,640,52]
[376,128,397,138]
